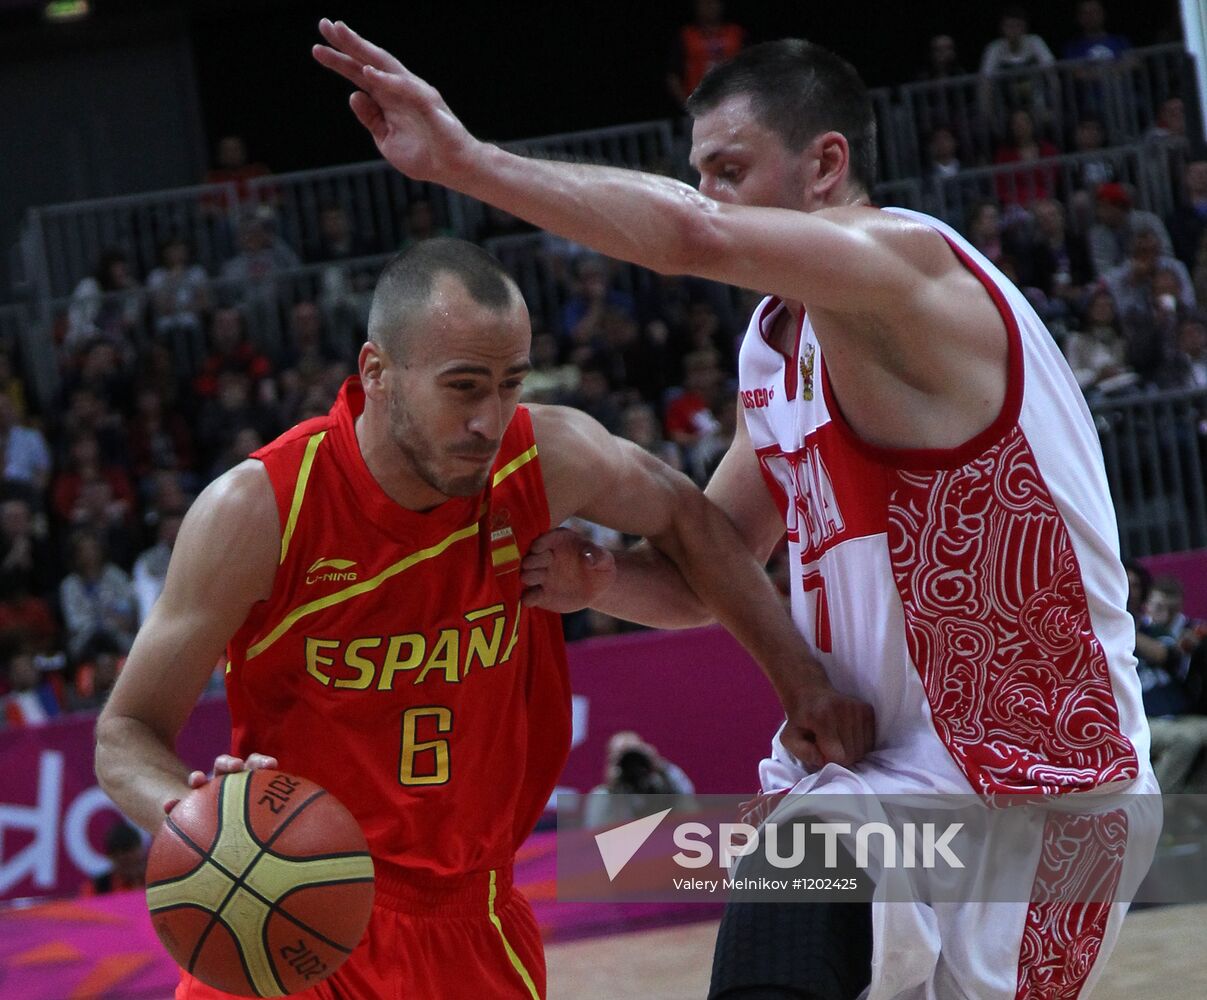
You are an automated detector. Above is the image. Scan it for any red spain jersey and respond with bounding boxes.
[224,378,572,876]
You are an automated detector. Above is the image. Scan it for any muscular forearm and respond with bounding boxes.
[454,143,706,277]
[650,489,824,700]
[95,714,192,834]
[593,543,715,630]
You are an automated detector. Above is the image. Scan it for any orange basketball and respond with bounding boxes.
[146,769,374,997]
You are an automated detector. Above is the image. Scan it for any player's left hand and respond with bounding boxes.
[312,19,478,185]
[778,684,875,771]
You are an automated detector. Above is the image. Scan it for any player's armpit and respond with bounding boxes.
[95,460,281,833]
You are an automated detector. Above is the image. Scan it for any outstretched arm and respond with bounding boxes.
[311,20,927,315]
[94,462,280,832]
[532,404,873,769]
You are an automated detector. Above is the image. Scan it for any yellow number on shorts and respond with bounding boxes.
[399,706,453,786]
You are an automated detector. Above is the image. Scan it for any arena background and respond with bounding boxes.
[2,1,1207,997]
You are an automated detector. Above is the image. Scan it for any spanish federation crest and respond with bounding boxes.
[800,343,816,401]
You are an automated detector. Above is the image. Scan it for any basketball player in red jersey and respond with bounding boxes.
[312,20,1159,1000]
[95,238,872,1000]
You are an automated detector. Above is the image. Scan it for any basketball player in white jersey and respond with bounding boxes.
[314,22,1158,999]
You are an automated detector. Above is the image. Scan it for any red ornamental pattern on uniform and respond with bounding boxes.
[887,427,1139,795]
[1013,809,1128,999]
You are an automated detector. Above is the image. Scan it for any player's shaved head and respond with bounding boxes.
[368,237,520,358]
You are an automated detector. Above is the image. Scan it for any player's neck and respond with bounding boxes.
[354,411,450,513]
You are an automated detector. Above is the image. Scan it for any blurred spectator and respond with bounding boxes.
[133,507,185,626]
[305,202,378,263]
[584,730,695,827]
[1063,1,1131,62]
[1160,310,1207,390]
[560,255,637,349]
[520,332,580,404]
[926,125,962,185]
[209,425,267,480]
[1013,199,1094,306]
[2,652,62,727]
[196,373,278,473]
[202,134,272,212]
[1105,226,1194,315]
[566,361,622,434]
[0,395,51,497]
[59,532,136,660]
[194,308,273,399]
[978,6,1057,128]
[0,351,28,419]
[993,108,1059,206]
[146,237,211,376]
[0,498,54,602]
[1071,117,1117,192]
[65,249,143,355]
[85,821,147,895]
[1146,96,1187,145]
[1167,157,1207,271]
[664,348,724,463]
[397,198,454,250]
[66,635,123,714]
[1087,182,1174,277]
[665,0,746,110]
[278,301,337,377]
[51,433,135,533]
[1136,576,1193,716]
[917,34,966,81]
[67,339,135,413]
[127,386,196,484]
[218,210,301,306]
[59,387,125,466]
[619,402,684,472]
[1119,265,1190,385]
[1063,288,1138,395]
[965,201,1006,267]
[305,203,379,350]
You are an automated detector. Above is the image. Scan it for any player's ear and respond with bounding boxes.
[810,131,850,202]
[359,340,388,397]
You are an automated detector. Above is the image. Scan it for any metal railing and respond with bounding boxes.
[892,44,1192,181]
[1092,387,1207,558]
[0,301,59,412]
[926,139,1188,228]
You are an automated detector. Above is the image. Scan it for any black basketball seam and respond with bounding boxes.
[186,775,232,975]
[148,816,242,890]
[166,776,369,988]
[273,876,376,952]
[209,909,270,999]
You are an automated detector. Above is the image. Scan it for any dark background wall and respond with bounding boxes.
[0,0,1186,298]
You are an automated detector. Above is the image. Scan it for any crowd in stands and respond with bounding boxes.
[3,2,1207,793]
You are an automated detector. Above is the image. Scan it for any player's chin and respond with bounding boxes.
[440,468,491,497]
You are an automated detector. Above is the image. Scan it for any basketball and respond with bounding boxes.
[145,769,375,997]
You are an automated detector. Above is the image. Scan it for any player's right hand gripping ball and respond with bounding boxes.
[146,769,374,997]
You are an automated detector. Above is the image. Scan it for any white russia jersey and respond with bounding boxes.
[740,207,1152,800]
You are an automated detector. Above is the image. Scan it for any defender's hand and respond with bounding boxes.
[779,685,875,772]
[521,527,616,612]
[162,753,279,815]
[313,19,478,184]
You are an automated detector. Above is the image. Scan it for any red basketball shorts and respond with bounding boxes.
[176,862,545,1000]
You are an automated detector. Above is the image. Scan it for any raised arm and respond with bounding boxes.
[311,20,927,315]
[94,461,279,832]
[532,404,872,768]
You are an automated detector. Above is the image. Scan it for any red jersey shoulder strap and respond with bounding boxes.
[252,414,335,566]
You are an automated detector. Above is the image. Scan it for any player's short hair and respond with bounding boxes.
[687,39,878,194]
[368,237,519,358]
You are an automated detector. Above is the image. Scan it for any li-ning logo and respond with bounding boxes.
[306,557,359,585]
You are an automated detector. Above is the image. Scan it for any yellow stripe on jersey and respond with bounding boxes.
[487,869,541,1000]
[279,431,327,564]
[465,603,506,621]
[246,522,480,660]
[492,445,538,488]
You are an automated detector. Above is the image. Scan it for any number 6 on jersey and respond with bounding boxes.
[400,706,453,785]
